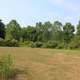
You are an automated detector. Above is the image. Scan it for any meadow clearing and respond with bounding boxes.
[0,47,80,80]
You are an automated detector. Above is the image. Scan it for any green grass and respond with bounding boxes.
[0,47,80,80]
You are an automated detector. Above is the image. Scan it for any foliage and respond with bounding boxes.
[0,38,19,47]
[0,38,6,46]
[34,42,43,48]
[19,41,32,47]
[28,41,42,48]
[68,36,80,49]
[76,21,80,35]
[56,42,65,49]
[43,40,59,48]
[0,55,27,80]
[0,20,5,39]
[63,23,75,43]
[5,39,19,47]
[1,19,80,49]
[6,20,21,41]
[28,42,36,48]
[0,55,14,80]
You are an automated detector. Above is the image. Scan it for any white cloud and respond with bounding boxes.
[63,2,80,12]
[48,0,80,12]
[49,0,64,5]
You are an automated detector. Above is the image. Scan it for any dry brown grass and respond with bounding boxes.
[0,47,80,80]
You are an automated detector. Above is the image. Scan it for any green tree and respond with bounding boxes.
[21,26,36,42]
[53,21,62,31]
[0,20,5,39]
[43,21,53,41]
[52,21,63,40]
[35,21,63,41]
[6,20,21,40]
[36,22,46,41]
[63,23,75,43]
[76,21,80,35]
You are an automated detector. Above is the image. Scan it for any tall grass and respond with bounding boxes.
[0,55,14,80]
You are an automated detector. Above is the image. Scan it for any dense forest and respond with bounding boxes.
[0,19,80,49]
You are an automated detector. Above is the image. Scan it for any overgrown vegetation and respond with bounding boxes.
[0,19,80,49]
[0,54,27,80]
[0,55,14,80]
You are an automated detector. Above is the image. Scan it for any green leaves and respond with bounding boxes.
[63,23,75,43]
[0,20,5,39]
[0,55,13,80]
[6,20,21,41]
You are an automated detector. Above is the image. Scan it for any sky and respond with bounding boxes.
[0,0,80,26]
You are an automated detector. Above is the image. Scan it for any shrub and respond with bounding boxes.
[68,36,80,49]
[0,38,6,46]
[28,41,43,48]
[28,42,35,48]
[0,38,19,47]
[43,40,59,48]
[34,42,43,48]
[56,42,65,49]
[5,39,19,47]
[19,41,32,47]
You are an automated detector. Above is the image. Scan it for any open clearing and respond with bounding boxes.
[0,47,80,80]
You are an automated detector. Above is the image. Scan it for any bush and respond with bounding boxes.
[34,42,43,48]
[5,39,19,47]
[28,42,35,48]
[56,42,65,49]
[19,41,32,47]
[68,36,80,49]
[0,38,6,46]
[28,41,43,48]
[43,40,59,48]
[0,38,19,47]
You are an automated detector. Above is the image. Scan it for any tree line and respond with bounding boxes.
[0,19,80,49]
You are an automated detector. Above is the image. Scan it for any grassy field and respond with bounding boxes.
[0,47,80,80]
